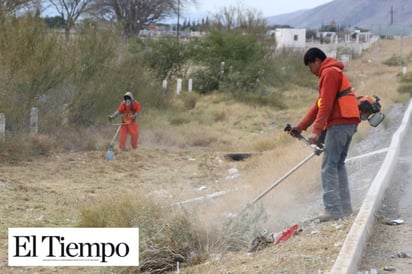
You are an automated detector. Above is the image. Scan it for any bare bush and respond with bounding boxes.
[77,195,210,273]
[0,133,58,162]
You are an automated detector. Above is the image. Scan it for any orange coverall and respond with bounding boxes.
[117,100,140,150]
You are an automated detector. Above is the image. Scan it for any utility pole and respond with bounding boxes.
[390,5,394,25]
[177,0,180,43]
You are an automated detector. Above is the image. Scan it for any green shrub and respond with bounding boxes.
[398,72,412,95]
[192,31,270,93]
[398,83,412,94]
[383,54,403,66]
[142,37,193,80]
[191,69,220,94]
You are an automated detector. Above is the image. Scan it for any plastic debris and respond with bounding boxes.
[225,173,241,180]
[227,168,239,174]
[383,266,396,271]
[275,224,299,245]
[386,219,405,225]
[225,168,241,180]
[356,269,378,274]
[392,251,411,258]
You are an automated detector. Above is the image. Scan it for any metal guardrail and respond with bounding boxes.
[370,24,412,36]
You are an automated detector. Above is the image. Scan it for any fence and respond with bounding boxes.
[0,107,38,140]
[163,78,193,95]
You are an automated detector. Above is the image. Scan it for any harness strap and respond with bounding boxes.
[123,100,137,114]
[335,87,353,99]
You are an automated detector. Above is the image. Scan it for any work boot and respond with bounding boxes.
[317,213,333,222]
[316,213,342,223]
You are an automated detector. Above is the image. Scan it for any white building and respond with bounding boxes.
[268,28,306,49]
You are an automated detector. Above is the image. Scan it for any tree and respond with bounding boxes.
[191,30,270,93]
[42,15,65,28]
[142,37,193,81]
[46,0,93,38]
[89,0,195,39]
[0,0,35,21]
[0,15,66,131]
[210,5,267,35]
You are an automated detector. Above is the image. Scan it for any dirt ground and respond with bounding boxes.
[1,38,412,273]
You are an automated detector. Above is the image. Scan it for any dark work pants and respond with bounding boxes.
[321,124,357,218]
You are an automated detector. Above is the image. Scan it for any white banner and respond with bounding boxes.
[8,228,139,266]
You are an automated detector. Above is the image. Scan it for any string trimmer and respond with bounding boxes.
[228,124,324,222]
[108,124,122,149]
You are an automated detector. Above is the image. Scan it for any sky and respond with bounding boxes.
[181,0,333,19]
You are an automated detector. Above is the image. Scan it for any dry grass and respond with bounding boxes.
[184,219,355,274]
[77,195,212,274]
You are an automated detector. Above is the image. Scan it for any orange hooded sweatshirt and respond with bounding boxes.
[297,57,360,135]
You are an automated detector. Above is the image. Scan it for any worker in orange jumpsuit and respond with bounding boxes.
[108,91,141,150]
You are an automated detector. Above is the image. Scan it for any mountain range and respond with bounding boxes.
[266,0,412,32]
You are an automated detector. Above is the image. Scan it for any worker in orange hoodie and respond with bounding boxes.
[108,91,141,150]
[288,48,360,222]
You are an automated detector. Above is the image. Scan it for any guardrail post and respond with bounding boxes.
[188,78,193,92]
[176,78,182,95]
[0,113,5,141]
[30,107,38,135]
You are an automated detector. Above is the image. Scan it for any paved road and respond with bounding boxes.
[358,116,412,272]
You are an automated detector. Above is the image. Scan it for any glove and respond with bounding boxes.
[108,115,113,122]
[307,133,320,145]
[288,126,302,138]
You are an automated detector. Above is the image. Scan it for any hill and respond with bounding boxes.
[267,0,412,32]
